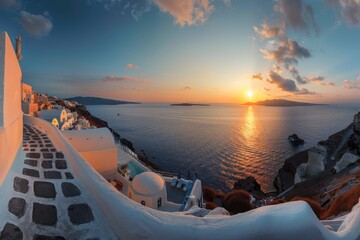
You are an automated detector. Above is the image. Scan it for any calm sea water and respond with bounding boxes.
[87,104,359,192]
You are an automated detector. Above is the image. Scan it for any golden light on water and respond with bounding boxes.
[244,106,255,140]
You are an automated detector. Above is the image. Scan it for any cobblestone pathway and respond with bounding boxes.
[0,124,113,240]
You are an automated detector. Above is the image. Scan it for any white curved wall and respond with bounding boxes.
[0,32,23,186]
[62,128,117,176]
[24,115,360,240]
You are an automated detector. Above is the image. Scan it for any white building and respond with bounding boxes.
[34,92,49,109]
[130,172,167,209]
[21,83,38,116]
[39,109,68,129]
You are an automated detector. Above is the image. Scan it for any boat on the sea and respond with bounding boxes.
[288,134,304,145]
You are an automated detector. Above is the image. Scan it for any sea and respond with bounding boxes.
[87,103,359,193]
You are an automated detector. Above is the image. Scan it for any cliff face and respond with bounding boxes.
[274,111,360,194]
[348,113,360,155]
[275,111,360,208]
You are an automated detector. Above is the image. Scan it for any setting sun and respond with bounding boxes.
[247,90,254,98]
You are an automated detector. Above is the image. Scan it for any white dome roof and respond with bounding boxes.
[132,172,164,195]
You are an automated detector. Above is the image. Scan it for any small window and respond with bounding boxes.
[157,198,162,208]
[141,200,146,206]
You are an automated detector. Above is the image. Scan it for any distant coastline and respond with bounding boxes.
[65,96,141,105]
[170,103,210,106]
[244,99,327,107]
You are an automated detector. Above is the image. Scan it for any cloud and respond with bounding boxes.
[223,0,231,7]
[130,0,152,21]
[180,86,192,91]
[267,70,316,94]
[294,88,318,95]
[260,38,311,65]
[252,73,263,81]
[326,0,360,26]
[254,20,285,39]
[306,76,325,82]
[0,0,21,10]
[87,0,152,20]
[344,76,360,89]
[287,65,307,85]
[126,63,139,69]
[102,75,149,84]
[274,0,319,33]
[18,11,53,37]
[273,64,283,74]
[267,70,298,92]
[154,0,214,27]
[305,76,336,86]
[320,82,336,86]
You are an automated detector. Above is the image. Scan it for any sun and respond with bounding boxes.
[247,90,254,98]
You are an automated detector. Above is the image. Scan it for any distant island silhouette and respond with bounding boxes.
[244,99,327,107]
[170,103,210,106]
[66,96,141,105]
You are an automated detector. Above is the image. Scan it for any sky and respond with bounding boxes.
[0,0,360,104]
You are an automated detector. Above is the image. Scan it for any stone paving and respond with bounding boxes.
[0,124,113,240]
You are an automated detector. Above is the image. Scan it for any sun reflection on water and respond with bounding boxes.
[244,106,255,141]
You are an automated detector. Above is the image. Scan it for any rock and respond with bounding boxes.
[233,176,266,199]
[273,150,309,193]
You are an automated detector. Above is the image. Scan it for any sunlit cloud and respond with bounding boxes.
[305,76,335,87]
[254,20,285,39]
[260,38,311,65]
[252,73,263,81]
[154,0,214,27]
[102,75,149,84]
[126,63,139,70]
[344,76,360,89]
[18,11,53,37]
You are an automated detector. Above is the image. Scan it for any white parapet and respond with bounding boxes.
[62,127,117,178]
[0,32,23,186]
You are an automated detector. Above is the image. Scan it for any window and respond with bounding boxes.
[141,200,146,206]
[157,198,162,208]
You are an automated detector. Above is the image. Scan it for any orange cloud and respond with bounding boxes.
[254,20,285,39]
[252,73,263,81]
[125,63,139,69]
[154,0,214,27]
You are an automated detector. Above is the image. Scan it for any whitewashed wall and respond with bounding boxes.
[0,32,23,186]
